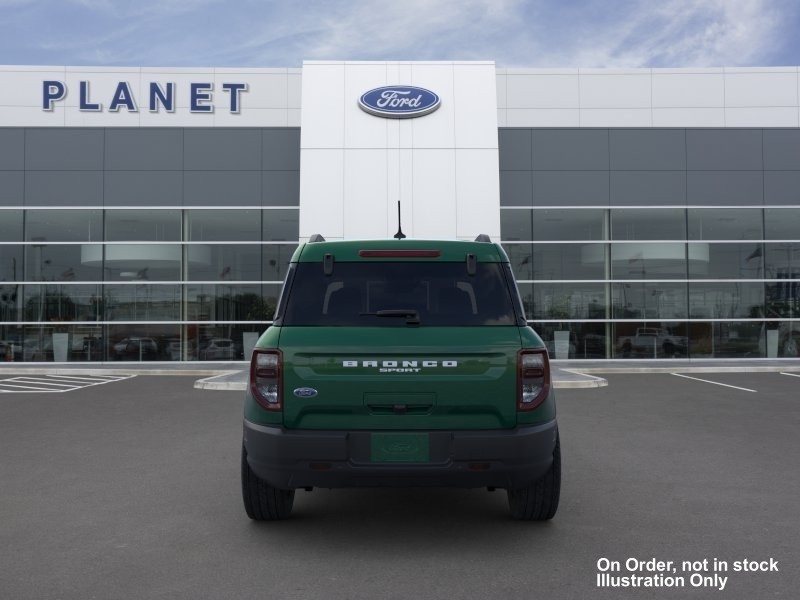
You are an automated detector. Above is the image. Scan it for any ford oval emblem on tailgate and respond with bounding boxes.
[293,387,318,398]
[358,85,440,119]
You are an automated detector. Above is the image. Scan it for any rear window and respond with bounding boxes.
[281,261,518,326]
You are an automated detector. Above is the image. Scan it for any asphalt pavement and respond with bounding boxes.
[0,373,797,599]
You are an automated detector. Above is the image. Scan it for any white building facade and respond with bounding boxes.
[0,62,798,360]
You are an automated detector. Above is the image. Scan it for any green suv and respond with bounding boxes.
[241,236,560,520]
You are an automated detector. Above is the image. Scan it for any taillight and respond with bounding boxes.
[518,349,550,411]
[250,349,282,411]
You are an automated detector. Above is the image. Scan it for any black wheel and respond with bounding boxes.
[507,433,561,521]
[241,445,295,520]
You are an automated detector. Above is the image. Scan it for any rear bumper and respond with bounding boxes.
[243,419,558,490]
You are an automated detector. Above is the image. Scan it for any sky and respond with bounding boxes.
[0,0,799,68]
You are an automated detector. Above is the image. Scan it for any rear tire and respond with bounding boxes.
[507,433,561,521]
[241,445,295,520]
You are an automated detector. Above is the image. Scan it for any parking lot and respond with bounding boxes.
[0,372,797,599]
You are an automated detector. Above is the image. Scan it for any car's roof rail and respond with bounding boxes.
[308,234,326,243]
[474,234,492,242]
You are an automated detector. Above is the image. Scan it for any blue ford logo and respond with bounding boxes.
[358,85,440,119]
[293,387,318,398]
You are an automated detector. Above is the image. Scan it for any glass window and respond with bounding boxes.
[263,244,297,282]
[765,243,800,318]
[23,285,102,322]
[532,209,606,241]
[105,210,180,241]
[688,208,763,240]
[689,282,765,319]
[612,321,689,359]
[0,246,23,282]
[500,209,532,241]
[186,284,278,322]
[519,282,606,320]
[0,281,21,322]
[689,243,763,279]
[687,321,764,358]
[764,209,800,240]
[189,323,268,361]
[282,262,517,327]
[529,322,608,359]
[263,209,299,241]
[534,243,606,280]
[22,324,105,362]
[25,210,102,242]
[0,210,22,241]
[104,284,181,321]
[187,209,261,241]
[106,324,181,361]
[103,244,181,281]
[503,244,533,281]
[612,209,686,240]
[611,282,687,319]
[187,244,261,281]
[611,243,686,279]
[25,244,102,282]
[0,324,23,361]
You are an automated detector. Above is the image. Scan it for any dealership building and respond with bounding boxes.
[0,61,799,361]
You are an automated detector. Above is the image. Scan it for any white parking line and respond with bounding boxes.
[779,372,800,379]
[0,382,78,392]
[0,374,135,393]
[8,378,78,387]
[670,373,757,393]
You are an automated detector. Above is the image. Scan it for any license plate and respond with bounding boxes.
[370,432,430,462]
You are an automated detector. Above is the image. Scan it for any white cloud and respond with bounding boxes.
[1,0,792,67]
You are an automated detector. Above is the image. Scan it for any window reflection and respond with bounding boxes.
[688,209,762,240]
[187,209,261,241]
[688,243,763,279]
[612,322,688,358]
[25,244,102,281]
[531,322,607,359]
[263,244,297,282]
[105,209,180,241]
[0,246,23,282]
[187,244,261,281]
[104,285,181,321]
[612,208,685,240]
[101,244,182,281]
[689,282,764,319]
[23,285,102,322]
[521,282,606,320]
[186,284,279,322]
[611,243,687,279]
[25,210,102,242]
[107,324,180,361]
[611,282,687,319]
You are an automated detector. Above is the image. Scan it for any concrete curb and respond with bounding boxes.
[194,372,248,390]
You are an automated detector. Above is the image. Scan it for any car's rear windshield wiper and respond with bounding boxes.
[360,309,421,325]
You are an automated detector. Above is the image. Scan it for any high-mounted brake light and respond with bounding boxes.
[358,250,441,258]
[250,349,282,411]
[518,349,550,411]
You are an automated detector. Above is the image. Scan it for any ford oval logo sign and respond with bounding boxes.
[358,85,440,119]
[293,387,318,398]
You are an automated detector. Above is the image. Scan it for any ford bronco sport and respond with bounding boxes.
[241,236,560,520]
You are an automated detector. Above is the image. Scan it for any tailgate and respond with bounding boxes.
[279,327,521,430]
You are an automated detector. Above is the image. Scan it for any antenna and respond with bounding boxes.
[393,201,406,240]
